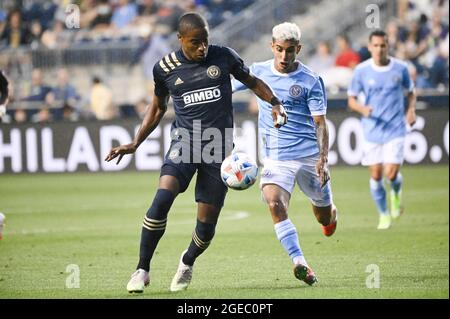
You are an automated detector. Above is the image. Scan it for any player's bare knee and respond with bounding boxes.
[159,175,180,195]
[369,165,383,181]
[385,170,399,181]
[268,199,287,214]
[371,173,383,181]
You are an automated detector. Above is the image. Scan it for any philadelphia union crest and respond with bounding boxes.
[289,85,303,98]
[207,65,221,79]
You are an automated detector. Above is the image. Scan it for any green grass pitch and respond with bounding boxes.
[0,165,448,299]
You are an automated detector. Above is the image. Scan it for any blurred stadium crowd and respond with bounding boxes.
[305,0,449,95]
[0,0,448,123]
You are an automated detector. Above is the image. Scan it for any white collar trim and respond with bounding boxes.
[270,59,303,77]
[370,58,394,72]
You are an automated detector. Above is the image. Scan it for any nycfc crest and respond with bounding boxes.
[289,85,303,98]
[207,65,221,79]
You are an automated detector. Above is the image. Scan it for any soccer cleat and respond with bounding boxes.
[322,205,338,237]
[390,190,403,219]
[377,214,391,230]
[293,263,318,286]
[126,269,150,293]
[170,250,193,292]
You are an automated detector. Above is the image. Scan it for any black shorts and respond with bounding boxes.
[160,157,228,208]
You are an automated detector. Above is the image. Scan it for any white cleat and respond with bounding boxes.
[377,214,392,230]
[126,269,150,293]
[170,250,193,292]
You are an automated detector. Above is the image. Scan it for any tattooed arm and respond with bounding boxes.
[313,115,330,187]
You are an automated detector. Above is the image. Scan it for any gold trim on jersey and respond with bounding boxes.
[171,52,181,66]
[159,60,170,73]
[159,52,182,73]
[164,55,176,70]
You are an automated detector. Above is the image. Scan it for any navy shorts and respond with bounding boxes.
[160,157,228,208]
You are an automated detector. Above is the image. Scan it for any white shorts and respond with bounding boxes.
[260,156,333,207]
[362,137,405,166]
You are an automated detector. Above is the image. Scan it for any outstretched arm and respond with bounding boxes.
[239,73,287,128]
[313,115,330,188]
[105,94,169,164]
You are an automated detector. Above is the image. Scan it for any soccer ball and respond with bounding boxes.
[220,153,258,190]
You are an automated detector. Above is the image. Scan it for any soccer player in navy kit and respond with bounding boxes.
[105,13,287,293]
[0,70,9,123]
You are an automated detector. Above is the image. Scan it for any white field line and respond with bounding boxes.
[5,210,250,235]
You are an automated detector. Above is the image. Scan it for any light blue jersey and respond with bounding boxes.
[348,57,414,144]
[232,60,327,160]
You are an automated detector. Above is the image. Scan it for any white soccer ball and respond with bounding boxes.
[220,153,258,190]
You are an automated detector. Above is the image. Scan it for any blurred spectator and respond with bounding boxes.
[386,20,406,56]
[334,34,360,69]
[0,9,31,48]
[46,68,81,119]
[135,0,160,29]
[90,76,116,120]
[111,0,138,29]
[307,41,334,77]
[41,19,72,49]
[154,1,185,35]
[48,68,80,105]
[14,107,27,123]
[21,69,52,102]
[22,0,58,31]
[427,31,449,88]
[92,0,113,30]
[130,23,171,96]
[137,0,160,18]
[357,45,371,62]
[29,20,43,50]
[401,21,429,72]
[0,10,7,37]
[31,106,52,123]
[80,0,99,28]
[62,102,80,121]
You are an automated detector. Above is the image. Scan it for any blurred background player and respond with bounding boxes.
[0,69,9,122]
[232,22,338,286]
[105,12,287,293]
[347,30,416,230]
[0,70,8,238]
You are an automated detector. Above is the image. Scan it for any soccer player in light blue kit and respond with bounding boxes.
[233,22,338,285]
[348,30,416,230]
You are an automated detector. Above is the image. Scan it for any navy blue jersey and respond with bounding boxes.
[153,45,249,157]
